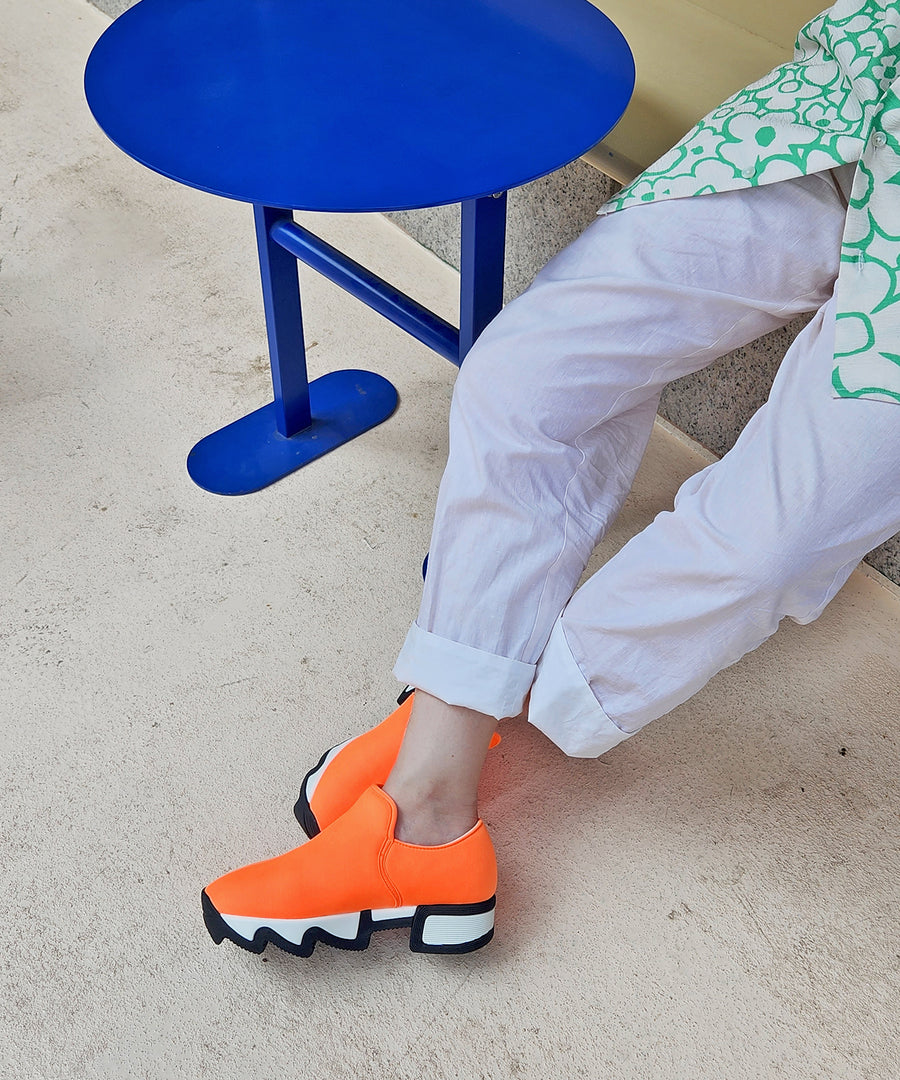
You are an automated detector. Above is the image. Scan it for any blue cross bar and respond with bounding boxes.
[186,195,507,494]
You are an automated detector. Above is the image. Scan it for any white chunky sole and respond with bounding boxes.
[202,891,496,957]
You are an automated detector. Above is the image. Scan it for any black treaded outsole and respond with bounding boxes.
[201,890,496,958]
[293,744,336,838]
[294,796,320,839]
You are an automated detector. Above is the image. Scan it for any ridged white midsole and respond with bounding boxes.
[220,904,493,947]
[421,909,495,946]
[222,909,362,945]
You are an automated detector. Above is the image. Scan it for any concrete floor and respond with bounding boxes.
[3,1,900,1077]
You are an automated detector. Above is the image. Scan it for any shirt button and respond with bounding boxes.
[873,131,887,147]
[741,167,756,179]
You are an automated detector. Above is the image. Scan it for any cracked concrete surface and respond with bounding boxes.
[2,1,899,1077]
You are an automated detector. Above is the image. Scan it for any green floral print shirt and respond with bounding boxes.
[601,0,900,403]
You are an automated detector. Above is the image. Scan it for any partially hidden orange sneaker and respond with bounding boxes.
[293,693,416,837]
[203,785,497,957]
[294,691,500,838]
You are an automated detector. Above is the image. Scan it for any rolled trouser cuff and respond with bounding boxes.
[393,623,535,720]
[528,620,633,758]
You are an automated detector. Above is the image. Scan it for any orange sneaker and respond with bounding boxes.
[203,786,497,957]
[294,692,500,837]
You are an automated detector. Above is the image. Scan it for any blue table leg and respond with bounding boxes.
[459,192,507,361]
[254,203,313,437]
[186,205,399,495]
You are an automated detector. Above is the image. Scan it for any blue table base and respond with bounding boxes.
[186,368,398,495]
[186,197,506,494]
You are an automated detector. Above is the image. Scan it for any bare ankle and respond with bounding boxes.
[383,782,478,846]
[381,691,497,844]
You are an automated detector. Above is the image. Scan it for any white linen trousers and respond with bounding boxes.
[394,164,900,757]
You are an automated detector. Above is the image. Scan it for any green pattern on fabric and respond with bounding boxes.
[600,1,900,404]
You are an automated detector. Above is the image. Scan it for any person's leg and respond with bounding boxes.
[383,691,498,843]
[395,170,849,717]
[528,292,900,756]
[387,170,851,840]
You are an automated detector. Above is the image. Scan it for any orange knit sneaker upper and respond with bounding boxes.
[306,695,415,832]
[206,785,497,922]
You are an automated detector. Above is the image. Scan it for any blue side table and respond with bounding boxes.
[85,0,633,495]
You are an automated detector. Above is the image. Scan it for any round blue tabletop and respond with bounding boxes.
[85,0,634,212]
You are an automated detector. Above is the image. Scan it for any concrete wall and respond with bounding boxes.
[86,0,900,581]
